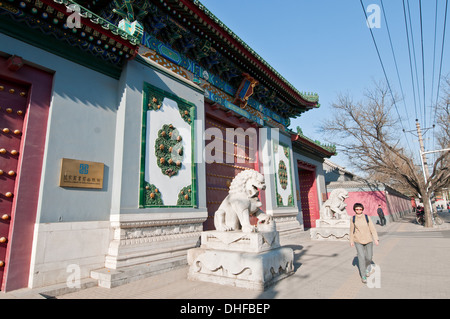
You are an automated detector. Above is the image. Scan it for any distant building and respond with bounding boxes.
[324,160,413,225]
[291,132,335,229]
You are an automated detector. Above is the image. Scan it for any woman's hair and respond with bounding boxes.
[353,203,364,211]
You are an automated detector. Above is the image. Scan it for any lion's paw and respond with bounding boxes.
[217,225,234,232]
[242,225,256,233]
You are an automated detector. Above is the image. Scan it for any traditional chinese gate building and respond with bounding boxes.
[0,0,331,292]
[291,130,335,229]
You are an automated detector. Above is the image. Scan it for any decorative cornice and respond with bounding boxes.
[291,130,336,158]
[114,218,206,229]
[186,0,320,107]
[3,0,321,120]
[142,0,318,115]
[51,0,141,44]
[0,0,139,71]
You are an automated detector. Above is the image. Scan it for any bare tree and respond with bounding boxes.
[435,76,450,151]
[321,81,450,227]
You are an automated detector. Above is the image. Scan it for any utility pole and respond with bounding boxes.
[415,120,431,183]
[415,120,434,227]
[405,120,448,226]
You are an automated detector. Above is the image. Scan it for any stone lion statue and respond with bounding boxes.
[321,188,349,220]
[214,169,275,233]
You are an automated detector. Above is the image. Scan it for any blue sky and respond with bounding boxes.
[199,0,449,171]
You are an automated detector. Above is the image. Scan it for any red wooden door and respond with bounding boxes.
[298,164,319,229]
[0,79,27,288]
[204,104,260,230]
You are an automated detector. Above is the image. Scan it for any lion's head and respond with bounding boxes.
[229,169,266,199]
[337,190,349,201]
[328,188,349,202]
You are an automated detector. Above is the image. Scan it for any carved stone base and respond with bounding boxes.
[90,215,205,288]
[310,219,350,241]
[273,213,304,239]
[200,230,280,253]
[187,230,294,290]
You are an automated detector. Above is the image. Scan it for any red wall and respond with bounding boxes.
[0,56,52,291]
[337,190,411,218]
[345,191,387,217]
[386,192,412,216]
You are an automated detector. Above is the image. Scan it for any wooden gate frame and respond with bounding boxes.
[204,102,262,230]
[0,55,52,291]
[297,160,320,228]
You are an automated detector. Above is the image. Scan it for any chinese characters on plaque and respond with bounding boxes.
[59,158,104,189]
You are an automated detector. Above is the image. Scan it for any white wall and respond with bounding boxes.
[261,129,302,237]
[110,57,207,215]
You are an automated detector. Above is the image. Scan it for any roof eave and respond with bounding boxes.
[177,0,319,109]
[291,133,336,158]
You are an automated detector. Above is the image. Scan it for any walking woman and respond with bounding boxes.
[350,203,379,283]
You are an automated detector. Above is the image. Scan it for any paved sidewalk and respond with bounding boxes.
[2,211,450,299]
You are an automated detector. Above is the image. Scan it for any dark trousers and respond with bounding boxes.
[378,214,386,226]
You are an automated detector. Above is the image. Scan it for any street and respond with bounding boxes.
[57,211,450,299]
[2,211,449,300]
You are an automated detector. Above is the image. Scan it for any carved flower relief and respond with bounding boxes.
[147,90,193,124]
[278,160,288,190]
[179,106,192,124]
[288,194,294,206]
[177,185,192,206]
[276,193,284,206]
[283,146,290,158]
[124,224,200,240]
[144,182,163,206]
[148,94,164,111]
[155,124,184,177]
[277,193,294,207]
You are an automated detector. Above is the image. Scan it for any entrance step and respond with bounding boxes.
[90,256,187,288]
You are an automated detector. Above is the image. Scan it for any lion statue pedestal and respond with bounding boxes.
[310,188,351,241]
[187,170,294,290]
[310,218,350,241]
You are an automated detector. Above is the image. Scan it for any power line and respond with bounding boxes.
[419,0,427,129]
[359,0,414,155]
[380,0,412,132]
[402,0,419,120]
[380,0,416,156]
[433,0,449,121]
[361,0,447,171]
[431,0,439,109]
[431,0,439,163]
[432,0,449,163]
[406,0,423,123]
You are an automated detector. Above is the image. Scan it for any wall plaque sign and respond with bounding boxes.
[59,158,104,189]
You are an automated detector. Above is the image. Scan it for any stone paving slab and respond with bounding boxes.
[2,211,450,300]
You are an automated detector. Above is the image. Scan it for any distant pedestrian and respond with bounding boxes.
[377,204,386,226]
[350,203,379,283]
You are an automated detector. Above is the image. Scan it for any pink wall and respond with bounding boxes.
[386,192,412,216]
[336,190,412,218]
[345,191,388,217]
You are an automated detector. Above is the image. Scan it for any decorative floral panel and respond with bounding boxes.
[273,142,294,207]
[140,82,196,208]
